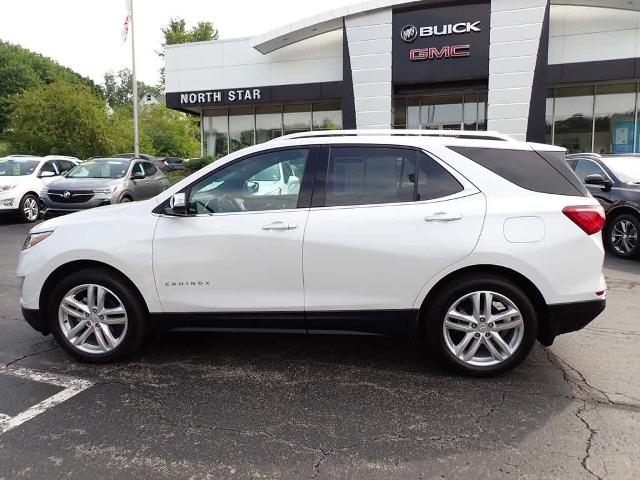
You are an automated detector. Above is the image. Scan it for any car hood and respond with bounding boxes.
[45,177,123,190]
[33,197,159,232]
[0,175,32,186]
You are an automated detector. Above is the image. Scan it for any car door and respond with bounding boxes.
[37,160,61,189]
[152,147,316,326]
[142,162,167,196]
[302,145,486,334]
[130,161,154,199]
[572,158,614,209]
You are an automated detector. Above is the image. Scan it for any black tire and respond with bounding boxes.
[424,273,538,377]
[118,196,132,203]
[18,193,39,223]
[47,268,148,363]
[604,213,640,259]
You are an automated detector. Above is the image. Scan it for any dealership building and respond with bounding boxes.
[165,0,640,156]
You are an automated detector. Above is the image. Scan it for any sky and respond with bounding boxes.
[0,0,357,87]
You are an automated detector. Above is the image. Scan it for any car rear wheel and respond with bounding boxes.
[18,194,39,223]
[605,214,640,259]
[425,274,537,376]
[48,269,147,362]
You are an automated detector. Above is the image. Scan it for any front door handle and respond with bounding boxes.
[424,212,463,222]
[262,221,297,231]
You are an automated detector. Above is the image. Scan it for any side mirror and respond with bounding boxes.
[132,171,145,180]
[245,181,259,194]
[287,175,300,192]
[585,174,613,191]
[39,170,55,178]
[166,192,186,215]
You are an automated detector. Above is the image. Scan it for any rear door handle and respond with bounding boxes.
[424,212,463,222]
[262,221,297,231]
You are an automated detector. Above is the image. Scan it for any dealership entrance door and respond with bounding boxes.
[393,90,487,131]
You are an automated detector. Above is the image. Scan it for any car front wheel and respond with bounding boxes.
[426,274,537,376]
[48,269,147,362]
[19,194,39,223]
[605,214,640,259]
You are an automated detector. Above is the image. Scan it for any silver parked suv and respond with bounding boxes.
[40,157,170,217]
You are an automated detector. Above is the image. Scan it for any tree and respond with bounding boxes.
[8,80,113,158]
[157,17,218,88]
[0,40,99,133]
[109,104,200,158]
[103,68,161,111]
[141,104,200,157]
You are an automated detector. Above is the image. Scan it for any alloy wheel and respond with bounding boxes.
[442,291,524,367]
[611,219,638,255]
[23,197,38,222]
[58,284,128,354]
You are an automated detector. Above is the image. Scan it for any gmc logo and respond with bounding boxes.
[409,44,470,61]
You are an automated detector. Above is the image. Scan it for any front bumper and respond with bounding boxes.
[22,307,50,335]
[40,197,111,216]
[539,299,606,345]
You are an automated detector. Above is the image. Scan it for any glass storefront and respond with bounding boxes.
[203,101,342,155]
[546,82,639,154]
[393,91,487,131]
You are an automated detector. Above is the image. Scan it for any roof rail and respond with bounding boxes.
[565,152,602,159]
[276,129,516,142]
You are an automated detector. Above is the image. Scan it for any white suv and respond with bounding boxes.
[16,131,607,375]
[0,155,79,222]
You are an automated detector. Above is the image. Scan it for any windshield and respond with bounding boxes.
[67,160,130,179]
[602,157,640,184]
[0,159,40,176]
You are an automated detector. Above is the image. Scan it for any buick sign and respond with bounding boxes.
[400,25,418,42]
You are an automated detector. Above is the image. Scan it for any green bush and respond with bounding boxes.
[184,155,217,173]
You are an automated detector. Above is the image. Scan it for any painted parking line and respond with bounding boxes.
[0,366,93,435]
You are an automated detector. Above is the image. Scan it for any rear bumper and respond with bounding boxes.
[539,299,606,345]
[22,307,50,335]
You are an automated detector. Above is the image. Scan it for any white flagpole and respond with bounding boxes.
[129,0,140,156]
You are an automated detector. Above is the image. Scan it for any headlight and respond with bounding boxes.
[0,184,16,191]
[22,231,53,250]
[93,186,117,194]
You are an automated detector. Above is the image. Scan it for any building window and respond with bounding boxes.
[552,86,594,154]
[203,102,342,155]
[594,83,636,154]
[256,106,283,144]
[312,101,342,130]
[203,109,229,157]
[393,91,487,131]
[284,104,312,135]
[546,82,640,154]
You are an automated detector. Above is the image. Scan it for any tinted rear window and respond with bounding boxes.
[449,147,587,197]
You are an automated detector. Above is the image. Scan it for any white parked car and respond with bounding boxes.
[0,155,79,222]
[16,131,607,375]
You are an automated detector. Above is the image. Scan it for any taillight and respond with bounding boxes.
[562,205,605,235]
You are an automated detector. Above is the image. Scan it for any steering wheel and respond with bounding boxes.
[200,195,242,213]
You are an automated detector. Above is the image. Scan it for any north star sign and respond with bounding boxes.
[180,88,263,105]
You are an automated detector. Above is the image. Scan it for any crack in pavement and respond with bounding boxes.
[544,348,640,480]
[574,400,603,480]
[3,342,58,368]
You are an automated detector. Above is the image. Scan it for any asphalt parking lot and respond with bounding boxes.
[0,218,639,479]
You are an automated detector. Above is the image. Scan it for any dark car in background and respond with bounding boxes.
[158,157,184,172]
[40,157,170,218]
[566,153,640,259]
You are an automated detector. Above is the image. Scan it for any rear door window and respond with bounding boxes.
[324,146,463,207]
[449,147,587,197]
[142,162,158,176]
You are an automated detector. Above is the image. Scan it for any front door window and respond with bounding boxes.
[187,149,309,214]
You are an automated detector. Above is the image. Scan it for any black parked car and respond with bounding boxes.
[566,153,640,258]
[158,157,184,172]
